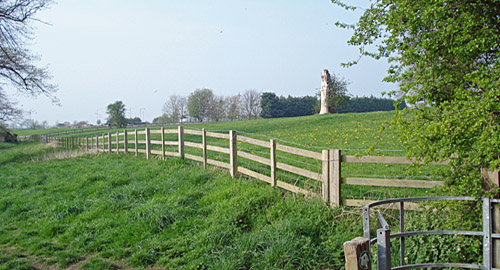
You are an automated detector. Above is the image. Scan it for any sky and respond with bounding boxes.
[11,0,395,125]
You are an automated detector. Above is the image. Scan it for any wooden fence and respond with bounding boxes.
[48,127,450,207]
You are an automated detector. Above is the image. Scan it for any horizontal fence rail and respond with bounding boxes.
[45,126,454,206]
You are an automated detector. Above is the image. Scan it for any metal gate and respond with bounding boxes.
[360,196,500,270]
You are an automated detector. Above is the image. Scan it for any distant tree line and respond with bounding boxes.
[260,93,316,118]
[260,93,404,119]
[105,91,405,127]
[336,96,406,113]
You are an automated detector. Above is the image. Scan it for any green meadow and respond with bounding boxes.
[18,111,401,153]
[0,142,363,269]
[1,112,472,269]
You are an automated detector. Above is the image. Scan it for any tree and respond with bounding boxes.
[162,95,187,123]
[335,0,500,195]
[260,92,281,119]
[187,89,214,122]
[241,89,261,120]
[152,114,168,124]
[127,117,142,124]
[260,93,317,119]
[0,0,57,124]
[323,72,350,113]
[225,94,241,121]
[106,101,127,128]
[209,95,226,122]
[336,96,406,113]
[0,90,23,122]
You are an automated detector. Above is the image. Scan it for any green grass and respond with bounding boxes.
[194,112,401,151]
[63,112,398,154]
[0,141,65,165]
[52,112,450,199]
[0,142,363,269]
[12,127,75,137]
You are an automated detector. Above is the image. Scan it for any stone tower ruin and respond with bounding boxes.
[319,69,331,115]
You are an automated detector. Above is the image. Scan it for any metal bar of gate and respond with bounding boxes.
[484,197,492,269]
[377,212,391,270]
[400,201,405,267]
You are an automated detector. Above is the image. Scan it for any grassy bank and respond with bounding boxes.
[19,111,401,152]
[0,142,362,269]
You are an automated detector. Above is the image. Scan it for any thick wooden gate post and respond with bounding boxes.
[330,149,342,206]
[270,139,277,187]
[178,126,184,159]
[322,150,330,203]
[229,130,237,178]
[344,237,371,270]
[493,203,500,268]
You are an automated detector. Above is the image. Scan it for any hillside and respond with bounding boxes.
[0,143,362,269]
[17,111,403,153]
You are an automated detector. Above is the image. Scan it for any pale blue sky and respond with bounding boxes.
[14,0,394,124]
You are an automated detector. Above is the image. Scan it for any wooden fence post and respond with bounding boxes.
[493,203,500,268]
[124,130,128,153]
[116,132,119,153]
[102,135,105,152]
[96,136,99,151]
[134,129,138,156]
[86,137,89,151]
[178,126,184,159]
[343,237,371,270]
[481,168,500,190]
[330,149,342,206]
[229,130,237,178]
[202,128,207,168]
[146,128,151,159]
[108,133,112,153]
[161,127,165,160]
[270,139,277,187]
[322,150,330,203]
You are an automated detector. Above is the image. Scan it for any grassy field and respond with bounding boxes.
[12,128,76,137]
[1,112,481,269]
[31,112,450,200]
[21,111,401,153]
[0,142,363,269]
